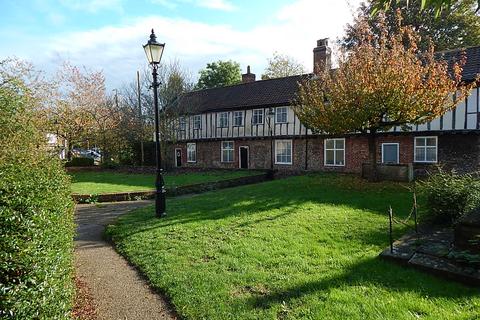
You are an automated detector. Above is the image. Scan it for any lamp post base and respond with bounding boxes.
[155,189,166,218]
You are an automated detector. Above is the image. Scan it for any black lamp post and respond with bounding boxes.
[266,107,275,178]
[143,29,166,217]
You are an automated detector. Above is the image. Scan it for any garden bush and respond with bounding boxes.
[65,156,94,167]
[0,61,75,319]
[417,170,480,224]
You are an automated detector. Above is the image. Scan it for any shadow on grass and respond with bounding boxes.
[246,256,479,309]
[108,174,413,246]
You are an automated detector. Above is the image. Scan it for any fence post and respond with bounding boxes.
[389,206,394,254]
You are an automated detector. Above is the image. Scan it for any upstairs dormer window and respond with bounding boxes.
[179,117,186,131]
[276,107,288,123]
[234,111,244,126]
[252,109,264,125]
[218,112,229,128]
[193,115,201,129]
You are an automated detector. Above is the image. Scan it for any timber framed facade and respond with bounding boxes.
[166,40,480,177]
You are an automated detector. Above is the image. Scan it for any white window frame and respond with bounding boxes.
[218,112,229,128]
[193,115,202,129]
[324,138,345,167]
[381,143,399,164]
[414,136,438,163]
[221,141,234,163]
[275,139,293,165]
[275,107,288,123]
[233,111,244,126]
[252,109,264,125]
[187,143,196,163]
[179,116,186,131]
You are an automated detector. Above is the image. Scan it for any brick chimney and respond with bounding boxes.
[242,65,256,83]
[313,38,331,74]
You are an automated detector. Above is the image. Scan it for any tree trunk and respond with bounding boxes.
[140,140,145,166]
[367,131,378,182]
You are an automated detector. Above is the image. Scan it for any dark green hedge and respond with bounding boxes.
[65,156,94,167]
[0,158,75,319]
[0,65,75,319]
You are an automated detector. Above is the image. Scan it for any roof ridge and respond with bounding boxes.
[436,44,480,55]
[187,73,309,95]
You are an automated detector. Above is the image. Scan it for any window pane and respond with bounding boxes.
[426,137,436,147]
[325,140,334,149]
[416,138,426,147]
[234,112,243,126]
[383,144,398,164]
[253,110,263,124]
[285,153,292,163]
[325,149,334,165]
[335,139,344,149]
[276,107,287,123]
[194,116,201,129]
[335,150,344,165]
[426,147,437,162]
[275,140,291,163]
[415,147,425,162]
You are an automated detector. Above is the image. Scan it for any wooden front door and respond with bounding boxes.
[239,146,249,169]
[175,148,182,167]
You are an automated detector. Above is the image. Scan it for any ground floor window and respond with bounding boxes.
[324,138,345,166]
[221,141,234,162]
[382,143,399,164]
[275,140,292,164]
[187,143,196,162]
[414,136,437,163]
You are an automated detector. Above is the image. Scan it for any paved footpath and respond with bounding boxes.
[75,200,177,320]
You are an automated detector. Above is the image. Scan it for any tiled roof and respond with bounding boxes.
[178,45,480,114]
[437,45,480,82]
[177,74,309,114]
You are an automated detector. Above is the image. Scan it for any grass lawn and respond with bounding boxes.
[106,174,480,320]
[69,170,261,194]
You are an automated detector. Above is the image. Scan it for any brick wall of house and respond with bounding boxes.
[168,132,480,175]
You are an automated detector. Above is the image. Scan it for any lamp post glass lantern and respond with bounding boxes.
[144,29,166,217]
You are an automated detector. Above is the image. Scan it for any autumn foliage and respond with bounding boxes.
[294,11,472,179]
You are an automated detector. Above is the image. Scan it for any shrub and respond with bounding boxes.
[0,61,75,319]
[101,159,119,169]
[417,170,480,224]
[65,157,94,167]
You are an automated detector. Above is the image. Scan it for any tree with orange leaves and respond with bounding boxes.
[294,11,472,180]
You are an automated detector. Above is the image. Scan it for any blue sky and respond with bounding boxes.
[0,0,361,89]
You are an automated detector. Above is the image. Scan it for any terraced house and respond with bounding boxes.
[169,39,480,177]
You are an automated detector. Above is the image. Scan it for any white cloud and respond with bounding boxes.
[197,0,236,11]
[59,0,124,13]
[3,0,361,89]
[48,12,66,26]
[151,0,236,11]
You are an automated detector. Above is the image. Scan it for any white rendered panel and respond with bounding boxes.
[454,100,466,130]
[443,109,453,130]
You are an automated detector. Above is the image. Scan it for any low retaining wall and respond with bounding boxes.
[72,173,269,203]
[362,163,414,182]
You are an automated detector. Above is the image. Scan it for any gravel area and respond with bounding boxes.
[75,201,177,320]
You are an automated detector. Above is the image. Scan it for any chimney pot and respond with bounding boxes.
[313,38,332,74]
[242,65,256,83]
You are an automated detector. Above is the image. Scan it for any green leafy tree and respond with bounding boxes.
[295,12,471,181]
[344,0,480,51]
[261,52,307,80]
[371,0,480,16]
[196,60,241,89]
